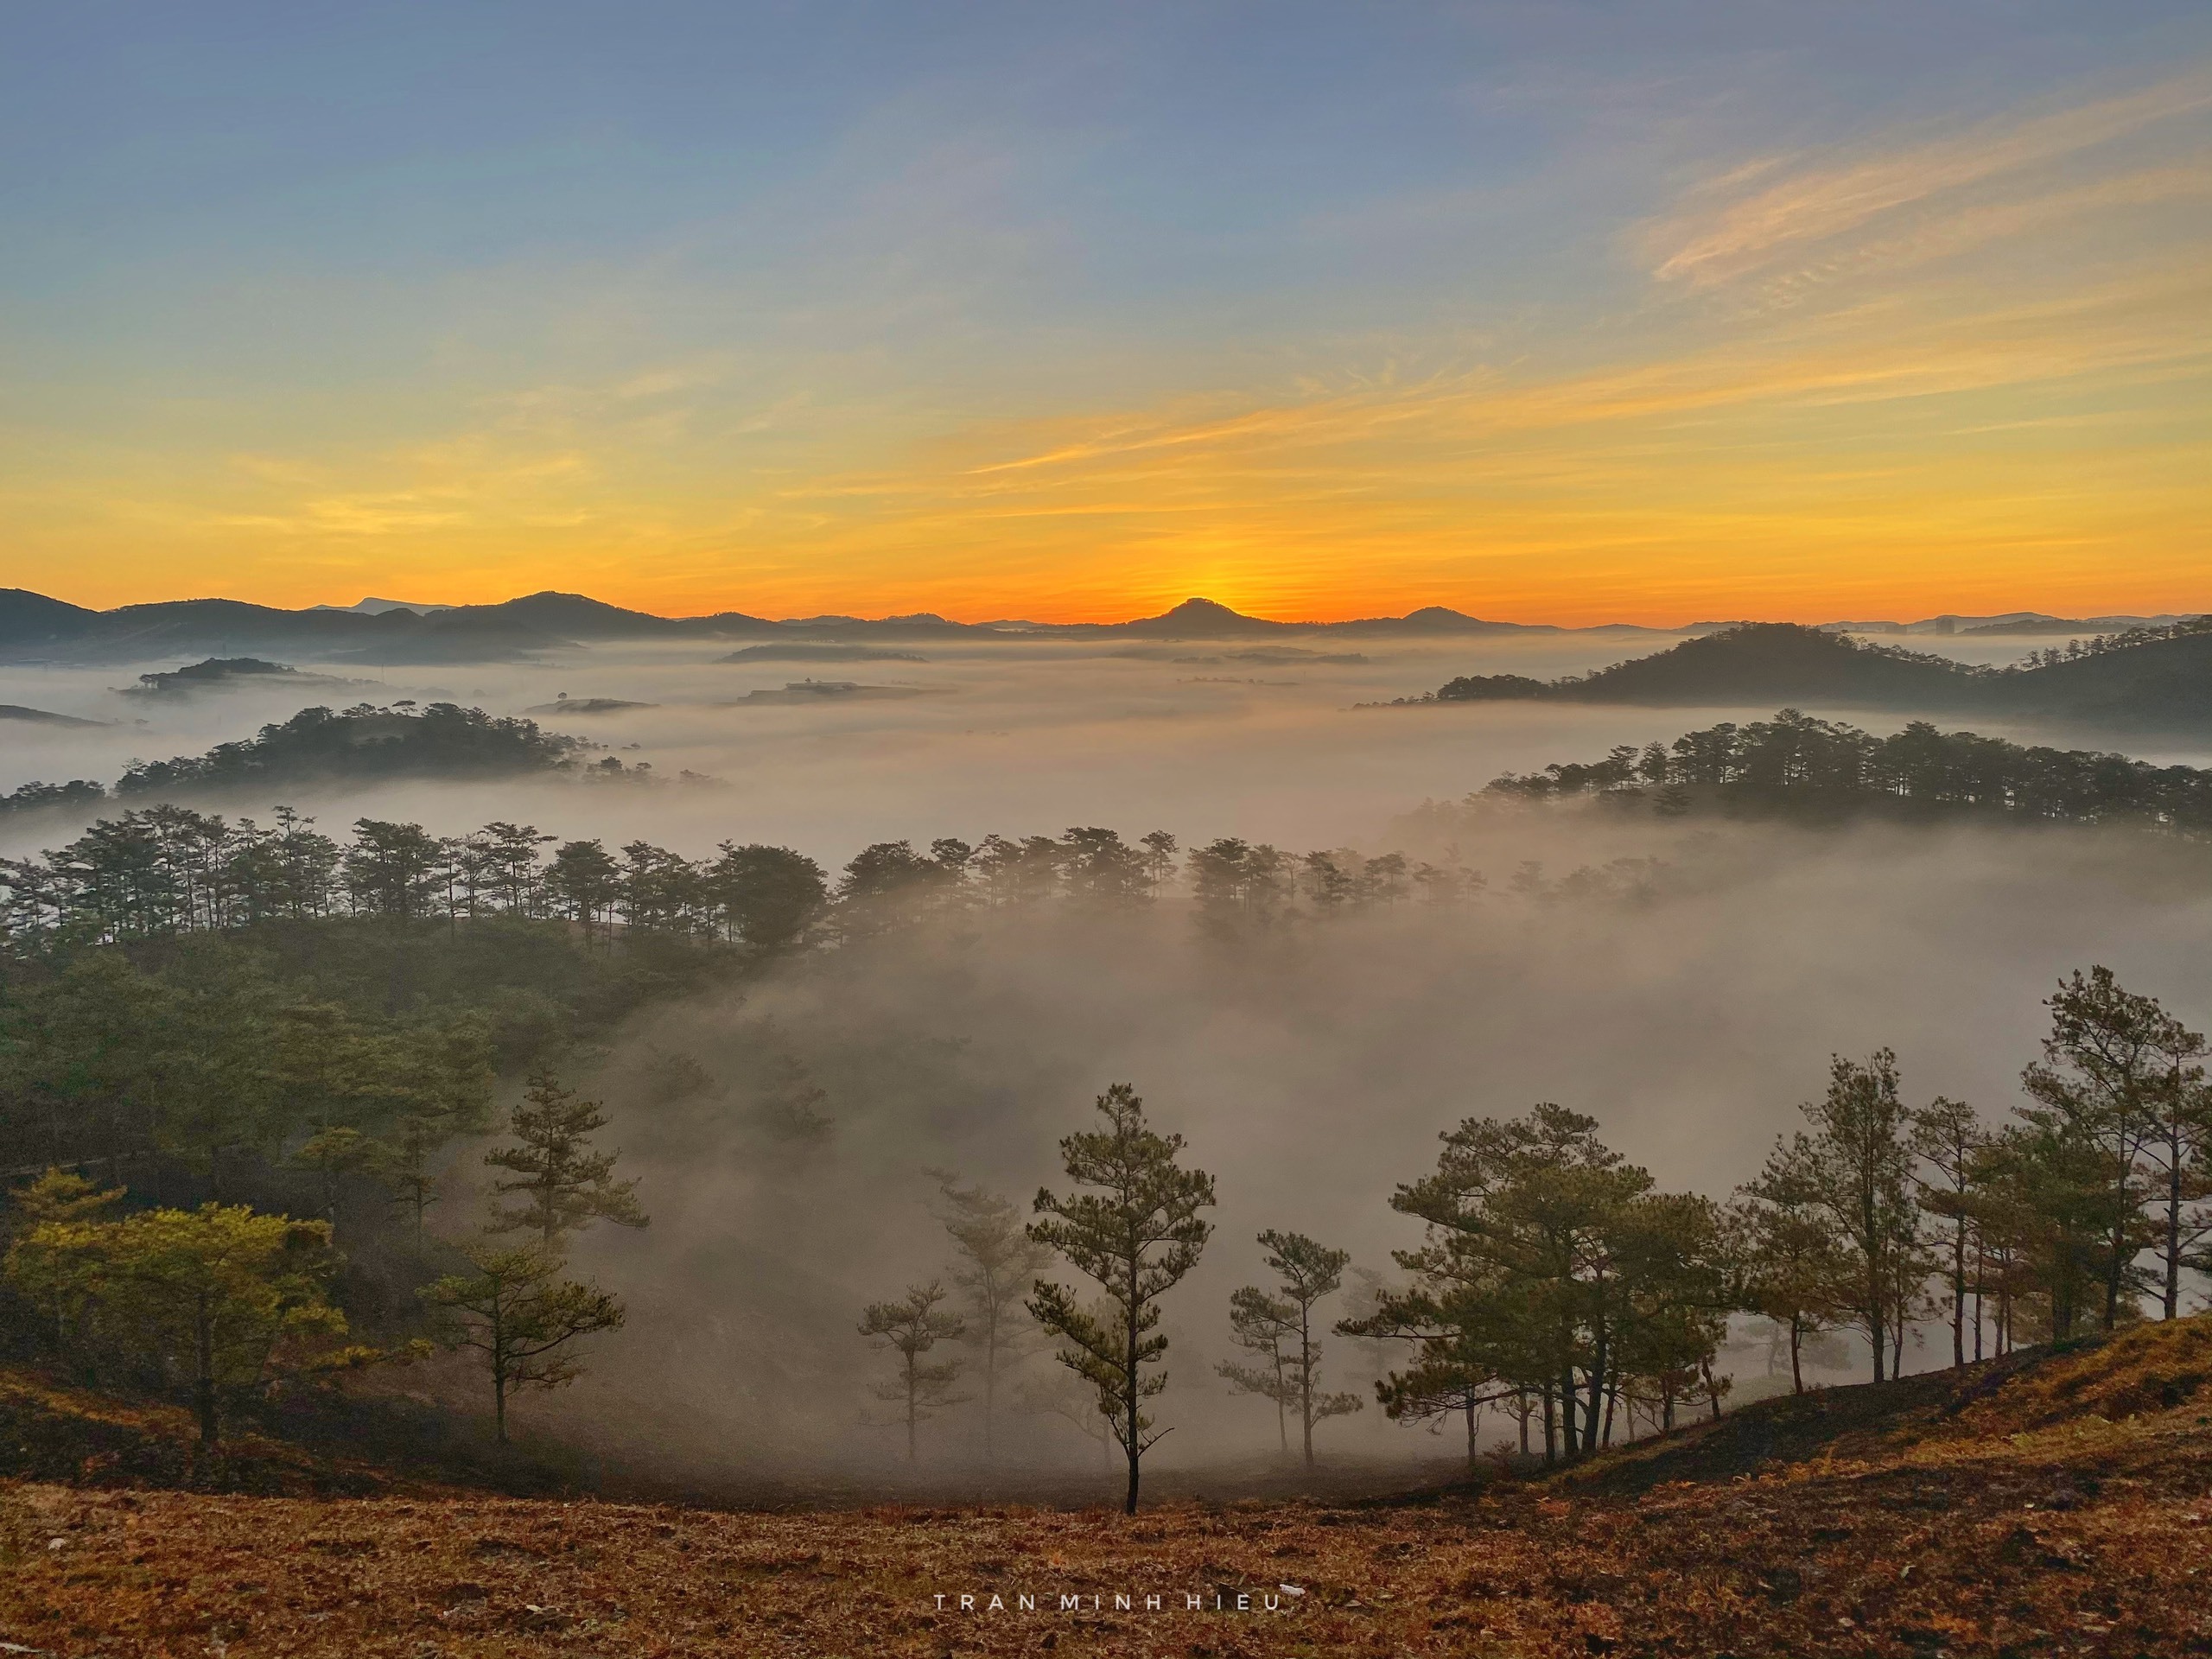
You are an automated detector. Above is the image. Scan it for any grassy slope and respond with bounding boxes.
[4,1324,2212,1656]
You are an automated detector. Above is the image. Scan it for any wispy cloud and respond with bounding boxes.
[1644,72,2212,289]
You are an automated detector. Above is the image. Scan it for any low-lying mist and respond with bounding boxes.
[9,630,2193,870]
[507,810,2211,1493]
[9,629,2209,1496]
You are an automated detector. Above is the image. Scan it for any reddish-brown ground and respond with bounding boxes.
[5,1321,2212,1656]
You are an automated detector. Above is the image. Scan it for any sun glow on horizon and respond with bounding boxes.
[3,12,2206,628]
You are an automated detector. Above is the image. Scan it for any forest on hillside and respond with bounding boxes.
[1414,618,2212,724]
[1477,709,2212,832]
[0,702,645,817]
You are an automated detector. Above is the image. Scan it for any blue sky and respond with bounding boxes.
[3,2,2207,620]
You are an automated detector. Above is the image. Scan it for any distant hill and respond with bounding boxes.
[522,697,658,715]
[1435,624,1980,708]
[0,703,106,727]
[10,586,2202,666]
[0,588,100,649]
[0,588,1673,664]
[1424,620,2212,728]
[122,657,365,696]
[115,702,588,797]
[309,595,454,614]
[718,643,928,664]
[1990,629,2212,726]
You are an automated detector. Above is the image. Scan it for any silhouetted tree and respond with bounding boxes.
[708,842,827,951]
[1730,1168,1847,1394]
[1250,1230,1362,1465]
[1769,1052,1924,1381]
[1028,1084,1215,1513]
[929,1172,1052,1464]
[2022,967,2206,1325]
[859,1280,965,1463]
[1911,1095,1988,1366]
[546,839,623,939]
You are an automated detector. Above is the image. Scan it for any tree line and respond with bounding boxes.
[1352,966,2209,1470]
[1,806,1487,957]
[1482,709,2212,835]
[2004,613,2212,669]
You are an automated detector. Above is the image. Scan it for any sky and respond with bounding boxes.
[1,2,2207,626]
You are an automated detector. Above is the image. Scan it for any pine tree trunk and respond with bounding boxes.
[493,1298,510,1444]
[2167,1142,2184,1319]
[1300,1306,1314,1469]
[1869,1274,1885,1383]
[1952,1217,1967,1368]
[1124,1267,1141,1516]
[982,1323,998,1466]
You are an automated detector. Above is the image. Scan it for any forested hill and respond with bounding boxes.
[1423,620,2212,727]
[1482,709,2212,833]
[0,702,606,817]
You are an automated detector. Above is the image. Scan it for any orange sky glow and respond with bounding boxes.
[4,28,2206,628]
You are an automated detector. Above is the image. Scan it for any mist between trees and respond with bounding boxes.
[0,772,2209,1496]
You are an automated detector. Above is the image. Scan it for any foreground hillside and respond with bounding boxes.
[4,1323,2211,1656]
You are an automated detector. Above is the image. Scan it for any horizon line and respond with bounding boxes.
[10,584,2208,634]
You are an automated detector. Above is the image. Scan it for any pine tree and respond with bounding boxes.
[1216,1284,1299,1452]
[1775,1052,1924,1381]
[859,1280,965,1463]
[9,1204,346,1443]
[2022,967,2207,1325]
[1027,1083,1215,1514]
[928,1171,1052,1465]
[1910,1096,1989,1366]
[1729,1170,1848,1394]
[421,1243,623,1443]
[1251,1230,1363,1465]
[484,1073,648,1250]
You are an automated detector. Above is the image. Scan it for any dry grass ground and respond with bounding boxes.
[4,1323,2212,1657]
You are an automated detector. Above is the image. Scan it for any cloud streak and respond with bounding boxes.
[1645,72,2212,289]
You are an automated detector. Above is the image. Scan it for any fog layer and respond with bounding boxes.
[6,632,2207,1492]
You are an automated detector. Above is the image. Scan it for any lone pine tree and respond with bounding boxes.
[858,1280,965,1464]
[420,1243,624,1443]
[1027,1083,1214,1515]
[485,1072,648,1250]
